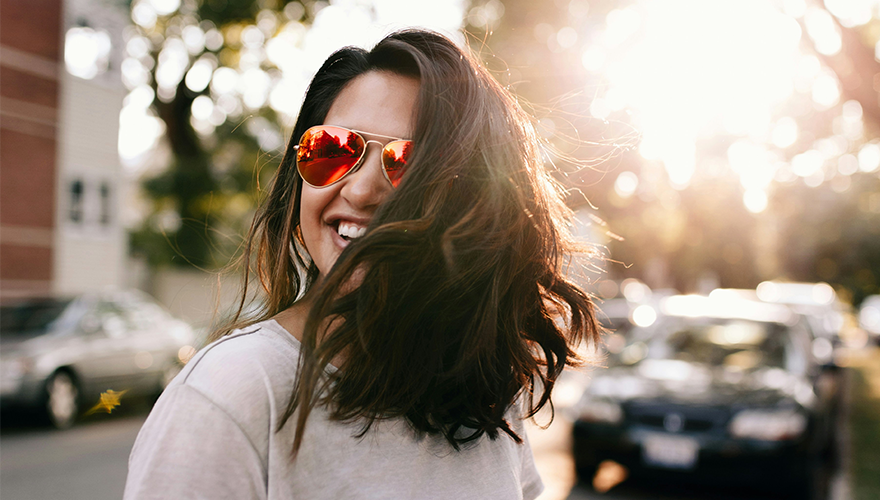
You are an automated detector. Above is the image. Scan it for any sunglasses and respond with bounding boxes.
[294,125,413,188]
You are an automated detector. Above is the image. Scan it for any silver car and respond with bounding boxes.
[1,290,196,428]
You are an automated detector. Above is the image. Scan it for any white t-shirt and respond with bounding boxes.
[124,319,544,500]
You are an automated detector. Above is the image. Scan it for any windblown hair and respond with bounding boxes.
[215,29,601,456]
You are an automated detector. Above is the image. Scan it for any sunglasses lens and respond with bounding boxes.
[297,126,365,186]
[382,140,412,188]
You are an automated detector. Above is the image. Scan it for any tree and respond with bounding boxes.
[475,0,880,303]
[126,0,297,269]
[124,0,468,269]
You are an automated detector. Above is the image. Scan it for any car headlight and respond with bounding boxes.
[1,356,34,380]
[1,357,34,394]
[729,409,807,441]
[574,398,623,425]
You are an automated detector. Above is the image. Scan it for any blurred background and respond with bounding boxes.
[1,0,879,499]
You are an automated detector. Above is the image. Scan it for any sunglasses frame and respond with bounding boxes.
[293,125,413,189]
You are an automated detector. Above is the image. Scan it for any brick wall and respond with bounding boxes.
[0,0,63,299]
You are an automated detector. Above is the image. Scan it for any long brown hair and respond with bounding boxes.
[214,29,601,456]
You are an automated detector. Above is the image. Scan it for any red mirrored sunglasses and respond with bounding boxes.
[293,125,413,188]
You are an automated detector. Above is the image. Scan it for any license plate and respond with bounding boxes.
[642,433,699,469]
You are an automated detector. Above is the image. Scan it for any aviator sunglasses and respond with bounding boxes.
[294,125,413,188]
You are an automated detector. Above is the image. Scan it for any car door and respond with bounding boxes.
[113,295,178,393]
[74,300,140,396]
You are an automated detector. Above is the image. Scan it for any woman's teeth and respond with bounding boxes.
[337,222,367,240]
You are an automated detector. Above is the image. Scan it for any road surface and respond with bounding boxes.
[1,410,146,500]
[0,377,851,500]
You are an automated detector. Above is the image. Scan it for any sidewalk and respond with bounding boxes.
[840,345,880,500]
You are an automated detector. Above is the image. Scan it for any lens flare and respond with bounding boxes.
[84,389,129,416]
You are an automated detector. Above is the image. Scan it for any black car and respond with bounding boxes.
[571,295,836,498]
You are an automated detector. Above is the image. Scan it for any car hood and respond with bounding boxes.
[586,359,813,408]
[0,331,69,359]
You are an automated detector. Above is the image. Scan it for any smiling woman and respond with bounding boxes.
[298,71,419,277]
[124,29,601,500]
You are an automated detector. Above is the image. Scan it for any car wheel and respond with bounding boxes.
[45,371,79,429]
[572,430,603,487]
[573,456,600,486]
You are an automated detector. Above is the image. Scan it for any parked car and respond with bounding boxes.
[711,284,848,367]
[570,295,837,498]
[755,281,853,354]
[0,290,196,428]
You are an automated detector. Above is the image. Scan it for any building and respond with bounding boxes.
[1,0,127,300]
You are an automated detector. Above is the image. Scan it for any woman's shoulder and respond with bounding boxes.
[169,319,301,422]
[187,319,300,368]
[183,319,300,377]
[126,320,299,498]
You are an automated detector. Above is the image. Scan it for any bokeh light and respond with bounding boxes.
[614,171,639,198]
[593,0,816,196]
[65,27,112,79]
[859,143,880,173]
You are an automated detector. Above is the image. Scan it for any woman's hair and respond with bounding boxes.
[215,29,601,455]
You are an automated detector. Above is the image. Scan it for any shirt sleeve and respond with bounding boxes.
[519,425,544,500]
[124,384,268,500]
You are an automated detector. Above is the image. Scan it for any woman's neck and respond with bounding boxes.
[272,291,316,343]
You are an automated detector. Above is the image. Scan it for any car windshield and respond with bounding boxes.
[622,317,798,372]
[0,299,74,338]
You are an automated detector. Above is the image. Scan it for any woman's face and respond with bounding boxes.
[299,71,420,279]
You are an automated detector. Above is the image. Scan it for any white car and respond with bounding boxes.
[1,290,196,428]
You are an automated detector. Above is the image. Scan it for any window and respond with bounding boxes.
[99,182,111,225]
[69,180,84,223]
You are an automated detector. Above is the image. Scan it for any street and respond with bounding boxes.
[0,383,851,500]
[0,412,146,500]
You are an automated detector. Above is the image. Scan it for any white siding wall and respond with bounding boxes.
[53,72,127,294]
[152,269,246,329]
[52,0,129,295]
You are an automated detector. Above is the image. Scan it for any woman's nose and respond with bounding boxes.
[340,142,393,209]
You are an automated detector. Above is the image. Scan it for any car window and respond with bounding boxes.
[114,296,171,333]
[0,299,74,338]
[645,318,792,371]
[88,301,131,338]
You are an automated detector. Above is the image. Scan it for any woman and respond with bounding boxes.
[125,29,599,499]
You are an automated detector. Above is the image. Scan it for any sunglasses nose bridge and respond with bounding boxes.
[339,139,394,207]
[346,139,387,180]
[357,139,387,168]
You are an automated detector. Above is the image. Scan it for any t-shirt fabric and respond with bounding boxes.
[124,319,544,500]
